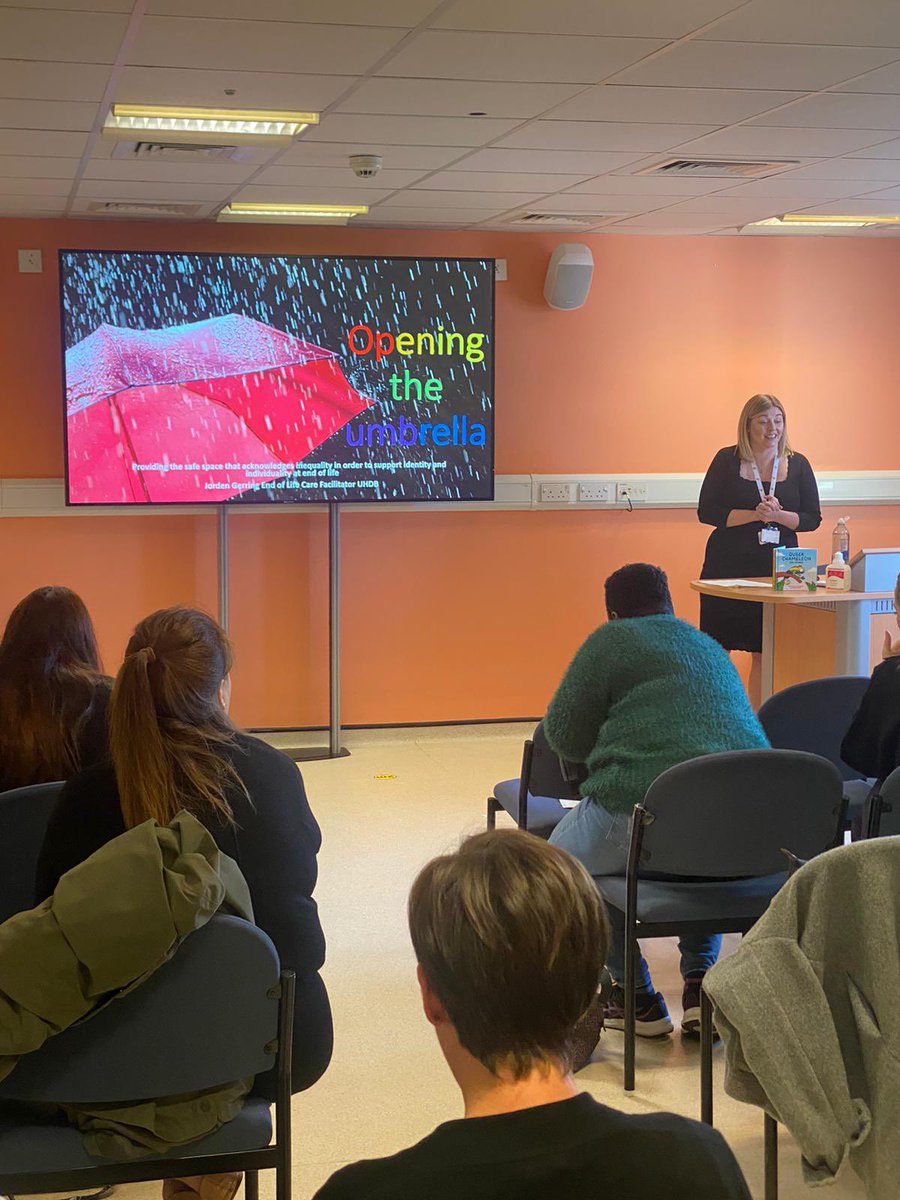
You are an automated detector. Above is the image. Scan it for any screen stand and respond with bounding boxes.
[288,501,350,762]
[217,505,229,631]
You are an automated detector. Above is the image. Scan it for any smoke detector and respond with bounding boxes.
[350,153,383,178]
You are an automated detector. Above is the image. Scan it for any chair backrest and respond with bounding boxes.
[638,750,845,877]
[527,721,584,800]
[871,766,900,838]
[0,781,64,924]
[0,915,280,1104]
[758,676,871,782]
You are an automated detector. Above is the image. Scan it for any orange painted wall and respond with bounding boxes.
[1,218,897,726]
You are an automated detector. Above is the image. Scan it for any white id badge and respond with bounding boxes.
[759,526,780,545]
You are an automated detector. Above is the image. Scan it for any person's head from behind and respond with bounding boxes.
[408,829,608,1082]
[110,606,238,830]
[605,563,674,621]
[0,586,103,783]
[737,393,792,460]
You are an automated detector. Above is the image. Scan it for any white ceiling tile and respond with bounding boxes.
[337,78,582,120]
[305,114,518,147]
[545,85,805,125]
[526,192,678,214]
[700,0,900,48]
[0,99,99,133]
[377,31,666,85]
[788,158,900,180]
[413,170,590,192]
[278,141,467,170]
[253,165,426,189]
[8,0,131,9]
[115,67,350,111]
[130,17,404,73]
[0,9,129,63]
[0,154,81,179]
[0,176,72,195]
[609,211,741,229]
[0,194,67,213]
[0,129,88,156]
[856,184,900,200]
[383,189,540,209]
[435,0,740,38]
[617,42,898,91]
[749,94,900,130]
[147,0,440,24]
[452,148,645,173]
[835,63,900,95]
[83,158,259,184]
[362,204,505,221]
[567,173,736,194]
[675,126,897,157]
[794,197,900,216]
[234,184,393,204]
[497,120,718,152]
[0,60,111,102]
[657,195,785,217]
[715,177,884,199]
[77,178,235,202]
[846,137,900,159]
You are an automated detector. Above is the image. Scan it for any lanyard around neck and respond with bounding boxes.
[750,454,779,503]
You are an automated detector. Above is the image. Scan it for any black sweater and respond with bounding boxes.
[35,732,332,1096]
[313,1093,751,1200]
[841,657,900,781]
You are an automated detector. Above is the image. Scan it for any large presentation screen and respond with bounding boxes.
[60,251,494,505]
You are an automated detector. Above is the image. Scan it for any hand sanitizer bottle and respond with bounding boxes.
[825,551,852,591]
[831,516,850,564]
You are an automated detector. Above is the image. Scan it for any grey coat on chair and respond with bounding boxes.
[704,839,900,1198]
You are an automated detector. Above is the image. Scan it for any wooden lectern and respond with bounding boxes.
[692,548,898,701]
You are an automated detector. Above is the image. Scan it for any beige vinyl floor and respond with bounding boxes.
[135,724,867,1200]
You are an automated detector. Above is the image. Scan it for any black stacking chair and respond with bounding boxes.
[487,720,585,839]
[0,781,64,923]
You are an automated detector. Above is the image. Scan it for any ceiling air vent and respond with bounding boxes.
[111,140,255,163]
[635,157,800,179]
[86,201,203,218]
[507,211,608,226]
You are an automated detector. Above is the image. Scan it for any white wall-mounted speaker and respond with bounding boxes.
[543,243,594,310]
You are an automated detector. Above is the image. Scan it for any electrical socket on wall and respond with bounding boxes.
[539,482,572,503]
[617,482,648,504]
[577,482,611,504]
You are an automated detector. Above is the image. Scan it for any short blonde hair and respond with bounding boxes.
[736,394,792,461]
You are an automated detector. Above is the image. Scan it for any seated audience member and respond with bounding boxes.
[314,830,751,1200]
[545,563,769,1038]
[0,586,111,792]
[36,606,333,1097]
[841,572,900,783]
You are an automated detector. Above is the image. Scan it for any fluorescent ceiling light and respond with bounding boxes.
[104,105,318,146]
[217,202,368,225]
[748,214,900,230]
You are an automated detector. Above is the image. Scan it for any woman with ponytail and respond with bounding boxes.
[36,607,333,1096]
[0,586,111,792]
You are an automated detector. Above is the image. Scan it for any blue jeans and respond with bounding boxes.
[549,799,722,995]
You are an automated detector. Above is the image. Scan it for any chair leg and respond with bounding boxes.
[700,986,713,1126]
[245,1171,259,1200]
[624,924,636,1092]
[764,1113,778,1200]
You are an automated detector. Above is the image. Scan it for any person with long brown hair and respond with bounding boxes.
[36,606,333,1099]
[0,586,111,792]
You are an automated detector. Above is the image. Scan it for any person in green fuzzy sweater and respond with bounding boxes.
[546,563,768,1040]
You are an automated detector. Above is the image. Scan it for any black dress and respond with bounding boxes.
[698,447,822,653]
[35,731,333,1098]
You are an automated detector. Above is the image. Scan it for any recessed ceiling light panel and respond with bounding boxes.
[104,105,318,146]
[217,202,368,225]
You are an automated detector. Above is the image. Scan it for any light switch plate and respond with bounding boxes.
[18,249,43,273]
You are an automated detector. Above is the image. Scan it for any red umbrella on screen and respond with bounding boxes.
[65,314,372,503]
